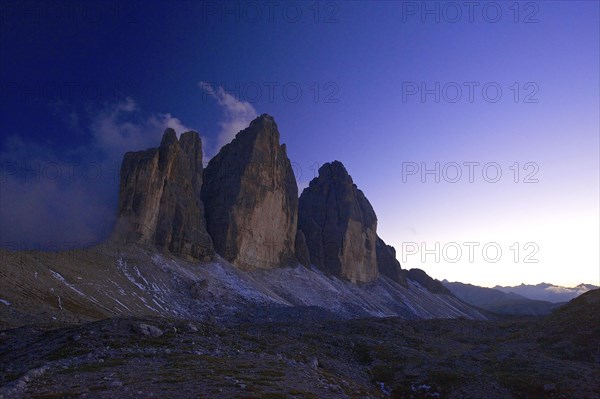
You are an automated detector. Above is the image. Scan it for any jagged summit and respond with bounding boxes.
[160,128,178,146]
[308,161,353,187]
[253,113,275,123]
[228,113,277,142]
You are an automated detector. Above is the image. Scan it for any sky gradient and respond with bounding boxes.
[1,1,598,287]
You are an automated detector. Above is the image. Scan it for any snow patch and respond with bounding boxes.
[49,270,86,297]
[116,257,147,291]
[112,297,131,312]
[378,381,392,396]
[133,265,150,286]
[138,296,160,313]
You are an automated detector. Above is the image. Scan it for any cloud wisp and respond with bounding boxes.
[90,97,192,159]
[199,81,257,154]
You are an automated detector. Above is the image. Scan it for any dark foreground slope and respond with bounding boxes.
[1,310,598,399]
[533,288,600,362]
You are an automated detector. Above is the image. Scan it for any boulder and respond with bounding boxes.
[135,323,164,337]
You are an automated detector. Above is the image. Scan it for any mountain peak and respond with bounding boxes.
[309,160,353,188]
[160,128,178,147]
[114,128,213,260]
[178,131,201,149]
[201,113,298,270]
[249,113,275,128]
[258,113,274,120]
[321,160,349,174]
[299,160,378,283]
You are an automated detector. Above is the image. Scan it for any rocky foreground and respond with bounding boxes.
[1,290,599,399]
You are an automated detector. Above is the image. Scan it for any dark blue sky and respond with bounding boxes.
[1,1,598,286]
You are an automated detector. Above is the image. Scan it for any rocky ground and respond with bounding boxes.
[1,293,599,399]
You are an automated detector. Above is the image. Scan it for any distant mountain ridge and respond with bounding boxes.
[442,281,562,316]
[493,282,598,303]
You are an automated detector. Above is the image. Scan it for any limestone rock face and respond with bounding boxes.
[115,129,214,261]
[376,236,407,286]
[298,161,378,283]
[201,114,298,270]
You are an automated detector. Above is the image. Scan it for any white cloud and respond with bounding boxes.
[199,82,257,153]
[0,99,195,248]
[91,97,192,160]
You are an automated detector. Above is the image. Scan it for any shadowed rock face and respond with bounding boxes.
[376,236,407,286]
[115,129,214,261]
[295,230,311,267]
[201,114,299,270]
[406,269,451,295]
[298,161,378,283]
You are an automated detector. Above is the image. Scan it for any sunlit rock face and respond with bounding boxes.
[201,114,299,270]
[115,129,214,261]
[298,161,379,283]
